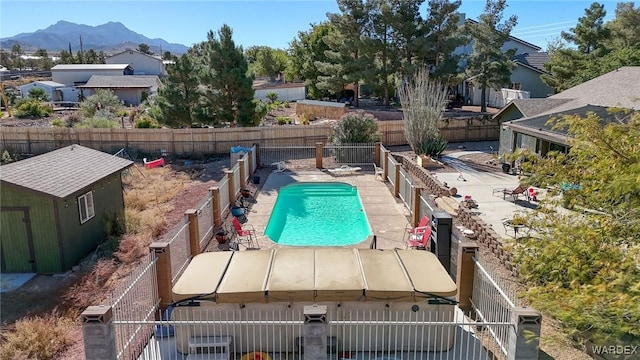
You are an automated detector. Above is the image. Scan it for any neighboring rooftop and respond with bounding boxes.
[51,64,133,71]
[493,98,573,119]
[0,145,133,199]
[511,52,550,73]
[78,75,161,89]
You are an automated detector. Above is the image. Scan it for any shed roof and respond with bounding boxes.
[52,64,132,71]
[77,75,161,89]
[19,80,67,88]
[0,145,133,200]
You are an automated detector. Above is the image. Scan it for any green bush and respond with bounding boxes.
[27,88,50,102]
[14,99,53,118]
[266,91,278,103]
[80,89,121,118]
[50,119,65,127]
[331,111,380,144]
[254,100,268,121]
[276,116,292,125]
[416,135,448,157]
[134,116,161,128]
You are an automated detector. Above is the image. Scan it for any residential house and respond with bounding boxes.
[77,75,162,106]
[51,64,134,86]
[497,66,640,156]
[0,145,132,273]
[105,49,171,77]
[457,15,553,107]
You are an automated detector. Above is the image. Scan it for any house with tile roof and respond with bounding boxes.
[0,145,133,273]
[77,75,162,105]
[497,66,640,156]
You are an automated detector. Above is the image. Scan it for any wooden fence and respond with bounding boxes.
[0,117,499,158]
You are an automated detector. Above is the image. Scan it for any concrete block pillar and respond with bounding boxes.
[412,187,422,227]
[374,142,381,166]
[224,169,235,206]
[186,209,200,256]
[456,243,478,312]
[508,308,542,360]
[238,158,246,189]
[315,142,323,169]
[303,305,328,360]
[82,305,116,360]
[150,242,172,309]
[382,150,389,181]
[210,187,222,227]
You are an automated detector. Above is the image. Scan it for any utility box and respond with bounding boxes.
[431,211,453,273]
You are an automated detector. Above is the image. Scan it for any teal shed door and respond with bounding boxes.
[1,209,36,273]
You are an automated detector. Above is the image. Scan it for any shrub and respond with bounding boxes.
[14,99,53,118]
[50,118,65,127]
[416,135,448,157]
[27,87,50,101]
[266,91,278,103]
[80,89,121,118]
[276,116,292,125]
[254,100,268,121]
[134,116,161,128]
[331,111,380,144]
[0,311,75,359]
[64,111,82,127]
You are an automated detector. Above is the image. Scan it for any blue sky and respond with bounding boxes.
[1,0,619,51]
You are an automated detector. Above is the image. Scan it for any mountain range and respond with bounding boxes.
[0,20,189,55]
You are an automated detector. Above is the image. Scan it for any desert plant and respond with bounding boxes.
[254,100,268,121]
[134,116,161,128]
[80,89,121,118]
[0,311,75,359]
[416,135,448,157]
[75,117,119,128]
[27,87,50,101]
[266,91,278,103]
[330,111,380,144]
[50,118,65,127]
[1,150,15,164]
[398,66,449,156]
[276,116,292,125]
[14,99,53,118]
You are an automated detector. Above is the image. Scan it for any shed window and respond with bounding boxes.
[78,191,95,224]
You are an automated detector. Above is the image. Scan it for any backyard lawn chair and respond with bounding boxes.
[373,163,384,180]
[493,184,528,201]
[407,226,432,250]
[232,217,257,249]
[404,215,429,239]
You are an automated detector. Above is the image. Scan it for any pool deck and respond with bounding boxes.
[245,169,410,250]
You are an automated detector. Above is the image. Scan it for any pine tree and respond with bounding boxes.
[200,25,257,127]
[421,0,466,80]
[561,2,610,55]
[286,22,335,99]
[154,54,201,128]
[464,0,517,112]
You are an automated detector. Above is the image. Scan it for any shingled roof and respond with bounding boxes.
[511,52,550,73]
[78,75,161,89]
[0,145,133,200]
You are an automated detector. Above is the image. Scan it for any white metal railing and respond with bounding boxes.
[242,153,250,184]
[324,143,376,166]
[218,177,230,218]
[196,195,213,251]
[399,167,414,214]
[104,253,159,360]
[120,306,513,360]
[471,254,520,358]
[250,146,257,173]
[260,145,315,168]
[387,156,398,187]
[232,163,241,199]
[163,219,191,284]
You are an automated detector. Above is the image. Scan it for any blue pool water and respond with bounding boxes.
[265,182,372,246]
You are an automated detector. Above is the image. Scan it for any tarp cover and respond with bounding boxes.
[266,248,315,302]
[359,249,415,301]
[171,252,233,302]
[314,248,365,301]
[172,248,457,304]
[395,250,457,297]
[216,249,273,303]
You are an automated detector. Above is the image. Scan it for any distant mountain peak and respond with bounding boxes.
[1,21,188,54]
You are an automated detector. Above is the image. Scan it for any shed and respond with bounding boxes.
[106,49,168,77]
[18,81,66,101]
[296,99,347,120]
[51,64,134,86]
[0,145,133,273]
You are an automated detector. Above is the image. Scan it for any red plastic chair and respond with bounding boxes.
[232,217,257,248]
[405,215,429,236]
[407,226,432,250]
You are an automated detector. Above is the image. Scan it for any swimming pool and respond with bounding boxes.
[265,182,372,246]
